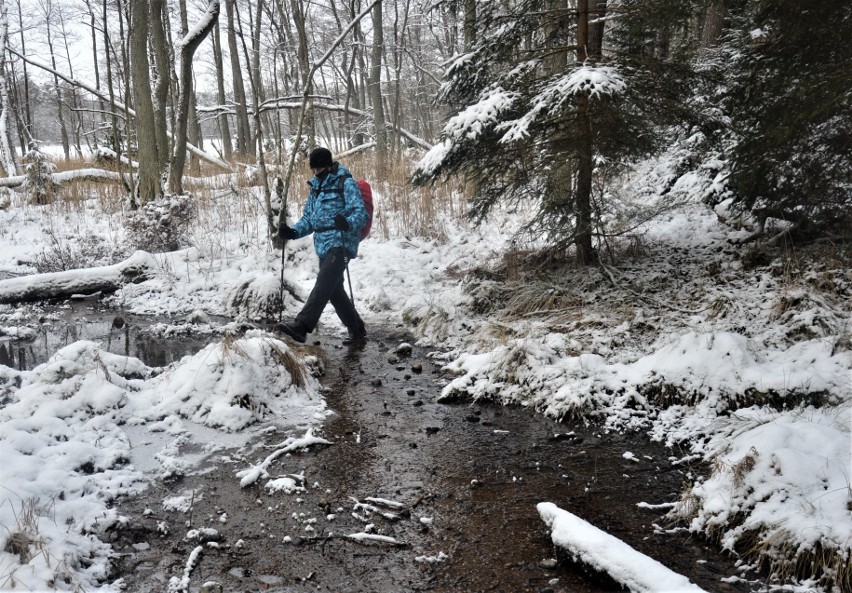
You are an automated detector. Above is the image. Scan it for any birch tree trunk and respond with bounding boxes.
[0,0,17,175]
[14,0,31,151]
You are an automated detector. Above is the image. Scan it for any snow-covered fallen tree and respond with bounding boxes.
[538,502,708,593]
[0,250,157,304]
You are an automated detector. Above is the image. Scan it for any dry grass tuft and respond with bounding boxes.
[269,341,306,389]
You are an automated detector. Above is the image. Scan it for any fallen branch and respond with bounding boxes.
[537,502,708,593]
[0,168,122,188]
[236,429,333,488]
[296,533,408,547]
[167,545,204,593]
[0,251,157,304]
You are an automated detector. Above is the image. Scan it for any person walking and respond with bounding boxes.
[277,147,369,345]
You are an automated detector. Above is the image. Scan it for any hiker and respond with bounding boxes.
[277,147,369,345]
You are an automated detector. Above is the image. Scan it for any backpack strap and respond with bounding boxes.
[313,173,353,233]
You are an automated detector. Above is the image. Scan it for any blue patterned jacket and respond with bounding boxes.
[291,163,368,259]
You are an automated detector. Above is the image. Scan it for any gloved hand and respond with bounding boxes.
[333,213,350,231]
[279,225,298,241]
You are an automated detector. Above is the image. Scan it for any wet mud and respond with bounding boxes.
[104,324,764,593]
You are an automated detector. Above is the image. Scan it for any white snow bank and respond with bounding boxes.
[440,331,851,418]
[0,333,324,591]
[672,406,852,561]
[149,332,324,431]
[538,502,707,593]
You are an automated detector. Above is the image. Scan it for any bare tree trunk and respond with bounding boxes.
[211,21,232,160]
[14,0,30,149]
[58,9,84,155]
[84,0,105,133]
[100,0,127,191]
[44,20,70,161]
[700,0,726,48]
[150,0,171,171]
[117,0,135,200]
[130,0,162,203]
[370,0,386,178]
[0,0,17,175]
[574,0,594,264]
[463,0,476,51]
[168,0,220,194]
[588,0,606,61]
[225,0,251,157]
[246,0,273,240]
[290,0,314,149]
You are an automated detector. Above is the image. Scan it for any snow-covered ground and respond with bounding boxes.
[0,150,849,591]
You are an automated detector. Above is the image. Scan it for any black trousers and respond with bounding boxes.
[295,248,365,334]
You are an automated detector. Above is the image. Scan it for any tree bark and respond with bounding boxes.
[211,21,233,160]
[150,0,171,171]
[130,0,163,203]
[44,17,70,161]
[370,0,387,177]
[225,0,251,157]
[290,0,314,148]
[574,0,595,264]
[463,0,476,51]
[700,0,726,48]
[0,0,17,175]
[168,0,220,194]
[14,0,31,148]
[588,0,606,62]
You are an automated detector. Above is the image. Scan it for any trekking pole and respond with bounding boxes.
[279,242,286,323]
[345,258,355,304]
[276,176,286,323]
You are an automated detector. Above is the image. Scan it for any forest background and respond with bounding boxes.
[0,0,849,591]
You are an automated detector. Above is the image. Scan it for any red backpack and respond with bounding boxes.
[334,174,374,240]
[356,180,374,240]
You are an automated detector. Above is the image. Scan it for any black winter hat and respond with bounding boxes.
[309,147,333,169]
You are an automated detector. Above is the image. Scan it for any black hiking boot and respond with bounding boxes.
[277,320,308,343]
[342,329,367,346]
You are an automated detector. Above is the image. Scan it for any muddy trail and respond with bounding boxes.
[108,325,761,593]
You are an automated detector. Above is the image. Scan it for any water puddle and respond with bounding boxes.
[0,301,219,370]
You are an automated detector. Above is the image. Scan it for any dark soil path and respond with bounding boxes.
[104,324,764,593]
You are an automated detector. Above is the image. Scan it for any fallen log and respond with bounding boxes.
[537,502,708,593]
[0,251,157,304]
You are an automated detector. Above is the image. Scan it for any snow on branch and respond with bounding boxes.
[179,0,220,48]
[0,168,123,188]
[235,429,332,488]
[416,87,518,177]
[537,502,708,593]
[500,65,626,143]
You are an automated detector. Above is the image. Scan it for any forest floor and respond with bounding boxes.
[106,325,764,593]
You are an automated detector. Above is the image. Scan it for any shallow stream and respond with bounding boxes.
[3,306,766,592]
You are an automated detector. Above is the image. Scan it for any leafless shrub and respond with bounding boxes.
[33,227,127,273]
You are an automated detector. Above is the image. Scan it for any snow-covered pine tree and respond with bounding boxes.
[413,0,698,263]
[722,0,852,237]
